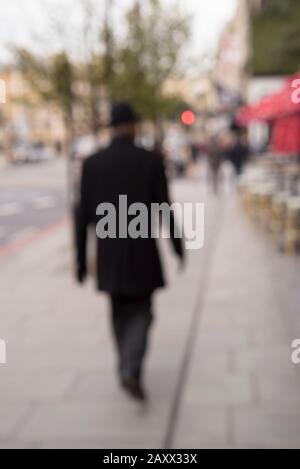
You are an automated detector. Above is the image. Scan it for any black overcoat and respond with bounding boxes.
[75,134,183,296]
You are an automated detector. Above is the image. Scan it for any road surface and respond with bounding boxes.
[0,160,68,248]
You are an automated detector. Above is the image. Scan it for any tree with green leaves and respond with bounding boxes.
[102,0,115,94]
[13,0,191,145]
[111,0,190,127]
[16,48,76,143]
[251,0,300,75]
[51,53,75,142]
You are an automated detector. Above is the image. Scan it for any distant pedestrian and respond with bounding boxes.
[207,136,224,195]
[75,102,184,401]
[228,132,249,177]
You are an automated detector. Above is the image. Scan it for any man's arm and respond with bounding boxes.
[154,156,184,261]
[74,160,91,283]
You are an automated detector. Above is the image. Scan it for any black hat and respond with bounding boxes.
[109,102,138,127]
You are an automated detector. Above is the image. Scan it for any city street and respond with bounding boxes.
[0,161,300,448]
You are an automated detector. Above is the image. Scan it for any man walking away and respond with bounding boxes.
[208,135,224,195]
[228,131,249,177]
[75,103,184,401]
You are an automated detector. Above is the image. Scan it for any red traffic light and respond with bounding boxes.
[181,110,196,126]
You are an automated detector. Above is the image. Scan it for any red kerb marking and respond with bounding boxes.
[0,218,68,259]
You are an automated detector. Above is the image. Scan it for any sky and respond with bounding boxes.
[0,0,238,67]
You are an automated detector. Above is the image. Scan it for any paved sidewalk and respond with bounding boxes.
[173,195,300,449]
[0,179,300,449]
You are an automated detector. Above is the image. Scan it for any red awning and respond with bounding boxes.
[236,73,300,155]
[237,72,300,125]
[270,114,300,155]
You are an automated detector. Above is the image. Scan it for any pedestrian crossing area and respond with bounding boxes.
[0,196,56,217]
[0,190,65,246]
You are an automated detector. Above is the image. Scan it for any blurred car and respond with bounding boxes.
[12,142,55,163]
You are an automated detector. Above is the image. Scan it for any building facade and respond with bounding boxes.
[0,68,66,158]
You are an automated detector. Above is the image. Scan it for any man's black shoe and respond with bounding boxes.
[121,376,147,402]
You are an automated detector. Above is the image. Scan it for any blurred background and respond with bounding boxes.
[0,0,300,449]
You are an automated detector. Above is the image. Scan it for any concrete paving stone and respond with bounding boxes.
[1,304,52,317]
[0,370,77,402]
[71,367,179,406]
[233,311,283,328]
[0,314,24,327]
[148,349,184,374]
[17,401,168,445]
[173,405,227,449]
[182,373,254,405]
[0,404,32,439]
[204,290,237,308]
[21,307,106,325]
[199,311,239,329]
[196,329,251,348]
[187,349,232,373]
[5,343,115,372]
[157,292,197,311]
[0,328,22,344]
[147,370,180,400]
[234,408,300,449]
[235,346,295,373]
[247,324,288,345]
[242,399,300,415]
[18,322,109,347]
[256,373,300,407]
[148,350,184,377]
[155,319,194,337]
[71,372,125,400]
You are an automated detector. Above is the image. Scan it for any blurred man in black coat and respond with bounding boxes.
[75,103,184,401]
[228,126,249,177]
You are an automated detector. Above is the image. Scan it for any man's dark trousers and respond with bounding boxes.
[110,294,153,380]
